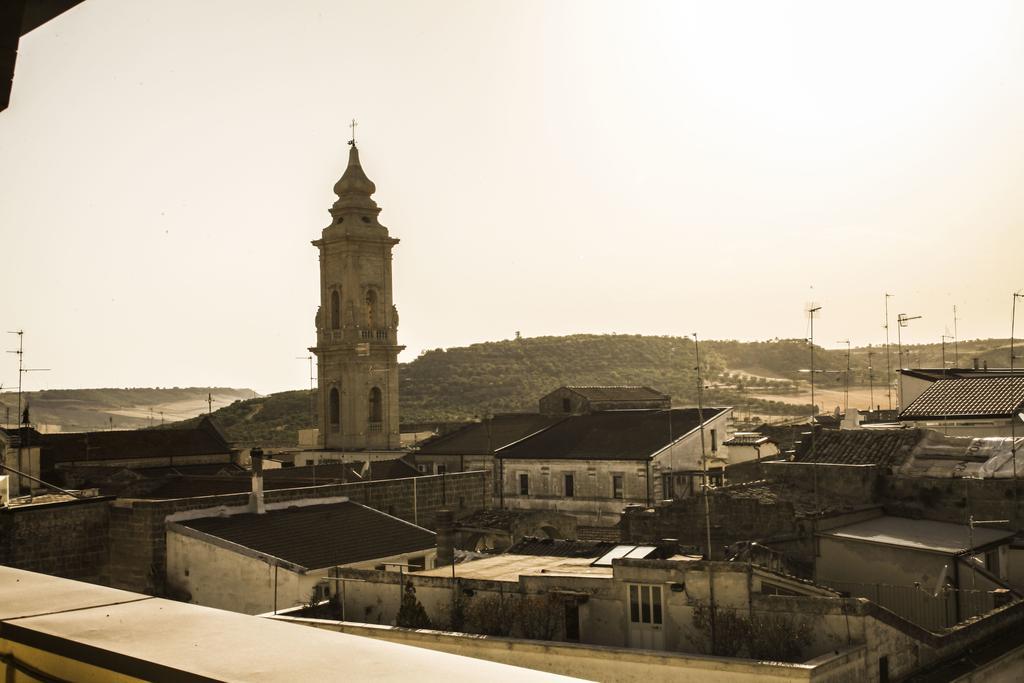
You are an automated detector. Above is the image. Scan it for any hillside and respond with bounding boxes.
[0,387,255,432]
[13,335,1016,447]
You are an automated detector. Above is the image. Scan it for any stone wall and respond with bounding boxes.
[619,483,809,558]
[107,470,489,594]
[881,476,1024,529]
[0,497,111,584]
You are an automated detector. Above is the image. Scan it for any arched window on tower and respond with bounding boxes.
[369,387,383,424]
[329,387,341,432]
[365,289,378,327]
[330,290,341,330]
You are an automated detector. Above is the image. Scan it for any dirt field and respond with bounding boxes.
[757,385,895,413]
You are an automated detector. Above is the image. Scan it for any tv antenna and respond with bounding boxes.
[6,330,50,431]
[884,294,893,411]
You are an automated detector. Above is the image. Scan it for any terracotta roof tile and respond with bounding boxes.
[899,376,1024,420]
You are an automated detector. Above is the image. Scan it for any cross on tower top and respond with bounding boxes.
[348,118,358,146]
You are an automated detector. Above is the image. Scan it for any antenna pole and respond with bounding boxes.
[836,339,850,415]
[953,305,960,368]
[1012,293,1023,512]
[867,345,875,411]
[885,294,893,411]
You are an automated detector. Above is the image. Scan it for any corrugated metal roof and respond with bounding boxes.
[819,516,1014,554]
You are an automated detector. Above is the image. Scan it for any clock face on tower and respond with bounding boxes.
[310,143,404,452]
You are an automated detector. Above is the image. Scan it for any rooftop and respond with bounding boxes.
[792,428,923,467]
[172,500,435,570]
[723,432,772,446]
[38,416,232,465]
[0,566,576,682]
[560,386,669,402]
[899,376,1024,420]
[818,516,1015,554]
[497,407,730,461]
[415,413,562,455]
[505,537,617,558]
[417,553,613,582]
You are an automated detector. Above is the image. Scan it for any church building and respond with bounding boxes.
[310,138,403,452]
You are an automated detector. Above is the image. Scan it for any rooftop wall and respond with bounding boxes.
[107,470,489,594]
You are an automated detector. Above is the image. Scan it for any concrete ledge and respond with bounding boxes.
[267,616,866,682]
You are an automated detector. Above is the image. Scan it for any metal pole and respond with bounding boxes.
[694,332,715,655]
[868,345,875,411]
[953,305,960,368]
[1011,293,1023,512]
[885,294,893,410]
[836,339,850,415]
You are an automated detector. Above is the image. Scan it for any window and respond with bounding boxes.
[407,556,426,571]
[628,584,663,625]
[368,387,383,422]
[563,473,575,498]
[329,387,341,432]
[661,474,674,499]
[612,474,624,499]
[519,473,529,495]
[436,464,447,474]
[708,469,723,487]
[330,290,341,329]
[564,601,580,641]
[562,398,572,413]
[710,428,718,453]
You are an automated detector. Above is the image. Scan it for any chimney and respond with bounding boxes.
[973,357,980,370]
[984,360,989,371]
[249,448,266,514]
[435,509,455,567]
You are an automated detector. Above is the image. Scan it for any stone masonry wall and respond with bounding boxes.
[0,498,111,584]
[620,485,805,558]
[107,470,489,594]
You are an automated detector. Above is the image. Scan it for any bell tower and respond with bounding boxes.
[310,138,402,450]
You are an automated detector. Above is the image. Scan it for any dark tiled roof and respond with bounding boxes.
[497,408,729,461]
[563,386,668,402]
[415,414,562,455]
[176,501,435,570]
[899,376,1024,420]
[40,417,232,465]
[793,429,923,466]
[506,537,617,558]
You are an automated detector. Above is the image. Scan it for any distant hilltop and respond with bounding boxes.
[4,334,1014,445]
[168,334,1017,447]
[0,387,257,433]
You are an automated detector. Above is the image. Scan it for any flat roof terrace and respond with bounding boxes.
[0,566,582,682]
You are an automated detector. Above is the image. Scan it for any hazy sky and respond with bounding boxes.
[2,0,1023,395]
